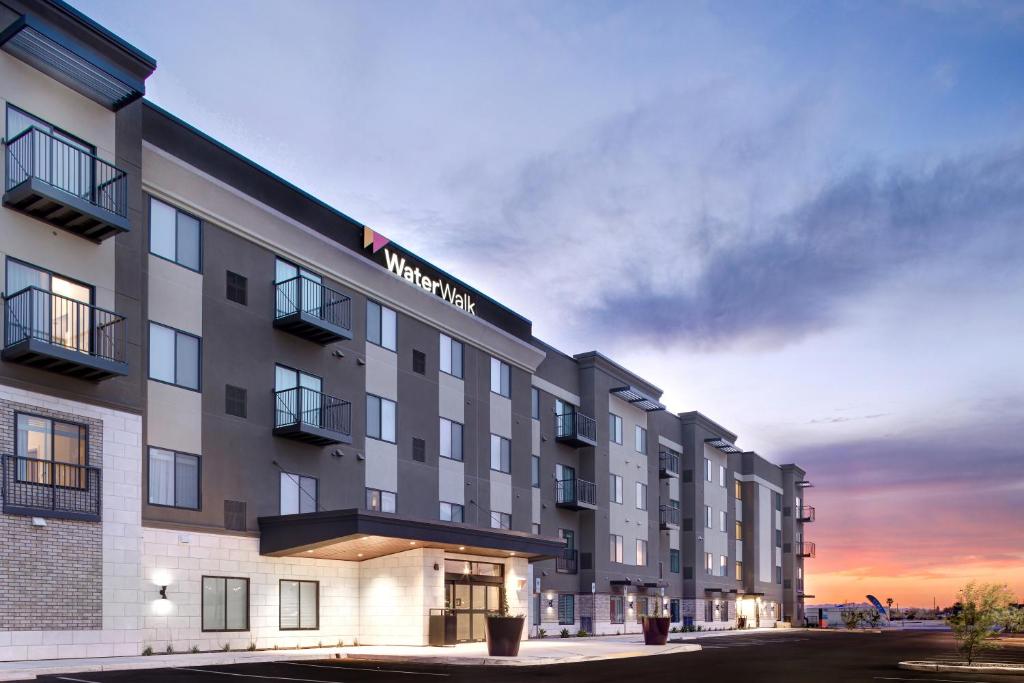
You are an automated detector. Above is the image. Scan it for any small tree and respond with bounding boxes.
[867,609,882,628]
[1001,605,1024,634]
[841,609,865,630]
[947,582,1015,664]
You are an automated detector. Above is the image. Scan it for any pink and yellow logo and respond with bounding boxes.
[362,227,390,254]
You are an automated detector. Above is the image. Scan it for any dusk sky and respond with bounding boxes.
[77,0,1024,606]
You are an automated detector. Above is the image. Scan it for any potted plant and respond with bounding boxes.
[641,614,671,645]
[485,592,525,656]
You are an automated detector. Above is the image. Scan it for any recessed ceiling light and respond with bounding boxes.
[510,552,516,556]
[305,550,313,553]
[459,546,465,551]
[357,553,363,557]
[410,541,416,545]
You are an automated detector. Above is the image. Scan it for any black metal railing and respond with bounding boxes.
[5,127,127,218]
[554,411,597,442]
[3,287,126,362]
[797,541,816,558]
[274,387,351,436]
[274,276,351,329]
[659,450,680,476]
[2,454,101,519]
[556,548,578,574]
[659,505,680,527]
[555,477,596,507]
[798,505,816,522]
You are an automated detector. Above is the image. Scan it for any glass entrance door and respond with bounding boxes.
[446,580,501,643]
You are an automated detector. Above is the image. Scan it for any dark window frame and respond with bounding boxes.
[366,299,397,352]
[557,593,575,625]
[147,194,203,273]
[148,321,202,392]
[13,411,89,489]
[439,501,464,523]
[670,549,680,574]
[365,487,396,513]
[366,393,397,444]
[5,103,95,153]
[439,333,464,379]
[278,579,319,631]
[201,575,250,632]
[146,446,201,511]
[489,433,511,473]
[490,357,510,398]
[4,256,96,303]
[439,417,463,462]
[279,470,318,515]
[530,387,540,420]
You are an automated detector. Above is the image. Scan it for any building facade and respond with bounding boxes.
[0,0,814,660]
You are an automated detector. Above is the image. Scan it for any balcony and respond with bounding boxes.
[798,505,816,523]
[1,454,101,521]
[273,276,352,345]
[2,287,128,381]
[659,505,680,530]
[554,411,597,448]
[273,387,352,446]
[3,127,129,242]
[797,541,816,558]
[554,477,597,511]
[555,548,578,574]
[658,450,680,478]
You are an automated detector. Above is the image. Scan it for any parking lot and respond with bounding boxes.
[24,631,1024,683]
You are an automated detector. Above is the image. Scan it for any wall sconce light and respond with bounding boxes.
[516,577,527,591]
[628,600,634,609]
[547,598,554,608]
[158,586,168,600]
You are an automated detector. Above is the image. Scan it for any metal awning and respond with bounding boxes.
[797,480,814,488]
[258,509,565,562]
[705,437,742,454]
[0,15,145,110]
[610,386,665,412]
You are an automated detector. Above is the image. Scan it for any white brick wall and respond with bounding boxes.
[358,547,443,646]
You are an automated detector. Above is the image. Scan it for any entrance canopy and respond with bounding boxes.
[258,509,565,561]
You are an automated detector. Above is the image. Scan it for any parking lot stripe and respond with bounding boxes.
[280,662,449,677]
[173,667,340,681]
[55,678,103,683]
[874,677,1002,683]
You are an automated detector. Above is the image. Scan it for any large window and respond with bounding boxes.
[531,455,541,488]
[440,501,464,522]
[610,596,625,624]
[439,334,463,378]
[366,394,396,443]
[275,364,322,427]
[202,576,249,632]
[609,414,623,444]
[721,555,728,577]
[366,300,397,351]
[280,580,318,630]
[531,387,539,420]
[734,480,743,500]
[148,447,199,509]
[439,418,463,461]
[149,322,200,390]
[280,472,317,515]
[719,510,727,533]
[15,414,86,487]
[5,258,94,353]
[490,511,511,530]
[705,505,713,529]
[719,464,727,487]
[735,520,744,541]
[670,549,680,573]
[634,425,647,454]
[366,488,396,513]
[609,534,623,563]
[610,474,623,504]
[490,434,510,473]
[490,357,510,397]
[704,457,712,482]
[635,482,647,510]
[558,594,574,625]
[704,552,714,575]
[736,561,744,581]
[150,197,201,272]
[636,539,647,566]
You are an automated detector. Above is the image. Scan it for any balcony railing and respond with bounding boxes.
[274,386,352,446]
[659,505,681,529]
[797,541,816,558]
[273,276,353,345]
[1,454,101,521]
[556,548,578,574]
[659,450,680,478]
[554,477,597,510]
[554,411,597,448]
[3,127,129,241]
[2,286,128,381]
[798,505,816,522]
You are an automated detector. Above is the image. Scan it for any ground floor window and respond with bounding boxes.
[280,580,318,630]
[202,576,249,631]
[366,487,396,513]
[558,594,574,625]
[610,595,624,624]
[670,598,681,623]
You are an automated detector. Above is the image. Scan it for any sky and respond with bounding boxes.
[75,0,1024,607]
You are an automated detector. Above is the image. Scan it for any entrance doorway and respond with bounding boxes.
[444,559,504,642]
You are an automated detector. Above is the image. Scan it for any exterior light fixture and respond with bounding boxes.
[458,546,465,551]
[547,598,554,608]
[629,600,634,609]
[516,577,527,591]
[159,586,168,600]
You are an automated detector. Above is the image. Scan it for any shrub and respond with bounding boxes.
[948,582,1016,664]
[222,643,231,652]
[538,628,546,639]
[247,642,257,651]
[190,645,199,654]
[560,628,570,638]
[696,625,702,632]
[141,646,153,656]
[576,629,589,637]
[165,644,174,654]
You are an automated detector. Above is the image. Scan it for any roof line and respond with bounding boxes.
[47,0,157,67]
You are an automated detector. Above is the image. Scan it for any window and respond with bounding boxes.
[412,437,425,462]
[5,258,95,353]
[150,197,201,271]
[276,365,322,426]
[148,447,199,509]
[775,491,783,511]
[490,511,510,530]
[670,599,681,623]
[719,510,727,532]
[705,552,714,575]
[15,414,86,487]
[439,334,463,378]
[636,539,647,566]
[609,414,623,444]
[719,464,726,486]
[489,434,510,473]
[149,322,200,390]
[225,385,247,418]
[366,394,396,443]
[635,482,647,510]
[366,488,396,513]
[226,271,247,305]
[634,425,647,454]
[720,555,728,577]
[705,505,713,529]
[412,349,426,374]
[366,300,397,351]
[279,580,318,630]
[610,534,623,563]
[775,529,783,547]
[440,501,464,522]
[734,480,743,500]
[558,594,574,625]
[735,520,744,541]
[489,357,511,397]
[670,549,680,573]
[736,561,744,581]
[610,474,623,504]
[201,576,248,631]
[531,455,540,488]
[776,566,783,584]
[559,528,575,550]
[704,458,712,482]
[530,387,539,420]
[439,418,463,461]
[279,472,317,515]
[610,596,625,624]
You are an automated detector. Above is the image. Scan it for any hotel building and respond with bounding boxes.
[0,0,814,660]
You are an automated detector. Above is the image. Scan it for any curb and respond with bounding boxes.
[345,643,702,667]
[899,660,1024,675]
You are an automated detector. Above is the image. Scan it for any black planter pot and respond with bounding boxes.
[641,616,671,645]
[485,616,525,656]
